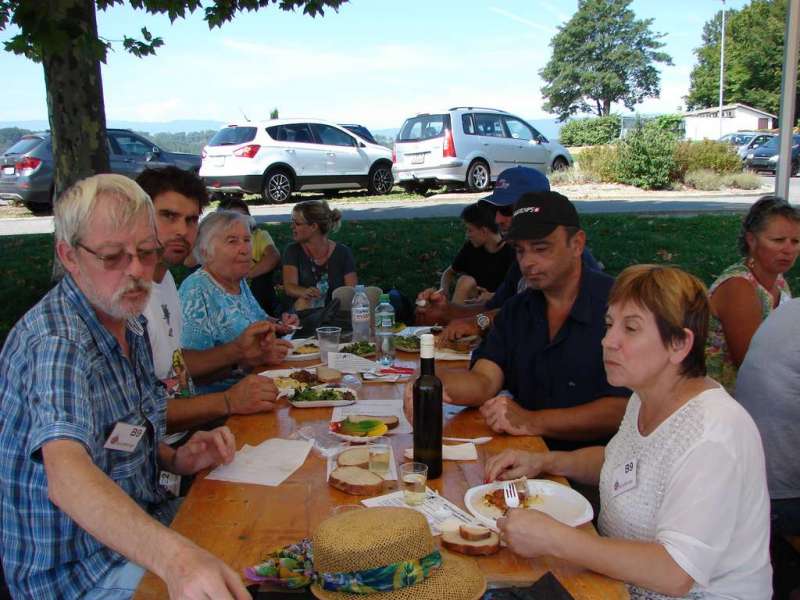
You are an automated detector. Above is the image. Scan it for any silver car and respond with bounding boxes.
[392,107,572,194]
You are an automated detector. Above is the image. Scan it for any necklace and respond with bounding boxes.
[304,240,331,265]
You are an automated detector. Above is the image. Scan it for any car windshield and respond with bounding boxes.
[397,115,450,142]
[3,137,44,156]
[209,126,257,146]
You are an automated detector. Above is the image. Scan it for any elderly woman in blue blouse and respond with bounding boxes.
[486,265,772,599]
[179,211,298,373]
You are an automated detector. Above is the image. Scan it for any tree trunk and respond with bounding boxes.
[42,0,110,278]
[602,98,612,116]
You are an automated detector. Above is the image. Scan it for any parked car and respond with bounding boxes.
[392,107,573,194]
[200,119,394,203]
[339,124,379,145]
[744,134,800,175]
[737,133,775,159]
[0,129,202,213]
[719,131,761,148]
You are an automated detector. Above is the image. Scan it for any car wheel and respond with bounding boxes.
[551,156,569,171]
[263,169,292,203]
[466,160,490,192]
[368,163,394,195]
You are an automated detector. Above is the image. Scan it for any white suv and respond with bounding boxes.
[392,107,573,194]
[200,119,394,203]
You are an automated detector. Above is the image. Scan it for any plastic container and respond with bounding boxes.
[375,293,395,366]
[351,284,371,343]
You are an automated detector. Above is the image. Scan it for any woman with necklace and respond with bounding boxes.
[282,199,357,310]
[706,195,800,393]
[486,265,772,599]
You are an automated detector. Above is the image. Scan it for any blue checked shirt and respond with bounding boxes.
[0,274,171,599]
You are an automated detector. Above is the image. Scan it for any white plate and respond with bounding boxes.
[394,336,420,353]
[286,338,321,362]
[259,368,317,398]
[289,386,358,408]
[329,415,393,442]
[464,480,593,528]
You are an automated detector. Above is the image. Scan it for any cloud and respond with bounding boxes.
[488,6,556,35]
[532,1,571,23]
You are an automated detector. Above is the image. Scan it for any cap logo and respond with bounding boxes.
[513,206,541,217]
[495,178,510,189]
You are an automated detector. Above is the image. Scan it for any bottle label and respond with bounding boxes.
[352,308,370,322]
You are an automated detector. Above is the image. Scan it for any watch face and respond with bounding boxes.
[477,314,490,330]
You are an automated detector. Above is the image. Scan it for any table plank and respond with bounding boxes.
[134,356,628,599]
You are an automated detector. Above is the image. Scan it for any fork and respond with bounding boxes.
[503,481,520,509]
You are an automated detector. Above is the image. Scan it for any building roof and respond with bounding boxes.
[683,103,777,119]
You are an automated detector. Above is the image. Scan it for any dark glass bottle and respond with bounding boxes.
[413,334,442,479]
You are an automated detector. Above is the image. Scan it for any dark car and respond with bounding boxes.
[0,129,202,213]
[744,134,800,175]
[339,124,379,145]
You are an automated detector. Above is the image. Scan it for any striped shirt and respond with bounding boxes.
[0,274,171,599]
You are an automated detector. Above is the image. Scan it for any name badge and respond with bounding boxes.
[159,471,181,496]
[611,458,637,497]
[104,422,146,452]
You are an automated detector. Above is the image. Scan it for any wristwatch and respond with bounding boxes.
[476,313,491,332]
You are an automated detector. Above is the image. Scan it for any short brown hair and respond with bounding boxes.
[608,265,709,378]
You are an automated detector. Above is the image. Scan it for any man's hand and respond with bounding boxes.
[440,316,480,342]
[402,378,455,423]
[172,427,236,476]
[414,288,449,325]
[484,449,548,482]
[228,375,280,415]
[479,395,540,436]
[263,338,292,365]
[164,540,252,600]
[497,508,564,559]
[234,321,279,368]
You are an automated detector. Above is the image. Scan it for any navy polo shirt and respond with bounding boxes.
[472,267,629,449]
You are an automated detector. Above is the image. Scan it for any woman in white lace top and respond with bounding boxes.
[486,265,772,600]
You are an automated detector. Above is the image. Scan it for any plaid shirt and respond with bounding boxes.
[0,274,171,599]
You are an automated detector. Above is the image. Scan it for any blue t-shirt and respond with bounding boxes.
[473,267,629,450]
[179,268,269,351]
[0,275,171,599]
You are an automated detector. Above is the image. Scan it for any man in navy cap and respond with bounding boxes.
[408,190,626,451]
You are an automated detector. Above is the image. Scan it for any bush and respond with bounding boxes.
[547,165,597,185]
[674,140,742,179]
[576,144,620,182]
[725,171,762,190]
[558,115,621,146]
[684,169,724,190]
[615,123,678,190]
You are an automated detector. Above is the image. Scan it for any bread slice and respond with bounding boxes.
[336,447,370,468]
[441,530,501,555]
[329,466,384,496]
[348,414,399,430]
[459,524,492,541]
[316,366,342,383]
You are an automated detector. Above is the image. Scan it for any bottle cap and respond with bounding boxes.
[420,333,435,358]
[379,293,390,303]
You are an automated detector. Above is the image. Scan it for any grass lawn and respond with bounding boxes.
[2,213,798,346]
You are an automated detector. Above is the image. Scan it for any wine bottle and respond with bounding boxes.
[413,333,442,479]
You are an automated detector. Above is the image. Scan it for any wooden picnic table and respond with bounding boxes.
[133,354,628,600]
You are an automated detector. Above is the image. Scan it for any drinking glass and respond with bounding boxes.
[399,462,428,506]
[316,326,342,365]
[368,438,391,477]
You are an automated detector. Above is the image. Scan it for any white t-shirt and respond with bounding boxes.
[599,387,772,600]
[143,271,195,399]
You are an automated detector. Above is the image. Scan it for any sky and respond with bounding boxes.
[0,0,755,130]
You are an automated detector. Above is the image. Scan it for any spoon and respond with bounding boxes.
[442,436,492,445]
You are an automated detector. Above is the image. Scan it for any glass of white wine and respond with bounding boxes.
[400,462,428,506]
[368,438,391,477]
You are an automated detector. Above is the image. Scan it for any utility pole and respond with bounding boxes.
[718,0,726,138]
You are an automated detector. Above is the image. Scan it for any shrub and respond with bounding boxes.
[558,115,621,146]
[725,171,762,190]
[674,140,742,179]
[576,144,620,182]
[685,169,724,191]
[547,165,597,185]
[651,114,685,136]
[615,123,678,190]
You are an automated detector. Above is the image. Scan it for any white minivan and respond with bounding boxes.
[392,107,572,194]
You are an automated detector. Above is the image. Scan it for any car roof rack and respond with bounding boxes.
[448,106,508,113]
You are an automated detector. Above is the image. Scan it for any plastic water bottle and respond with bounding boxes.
[314,273,329,308]
[375,293,395,366]
[351,285,371,342]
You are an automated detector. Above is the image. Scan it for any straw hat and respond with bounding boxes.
[310,507,486,600]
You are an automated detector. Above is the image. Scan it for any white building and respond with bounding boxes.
[683,103,777,141]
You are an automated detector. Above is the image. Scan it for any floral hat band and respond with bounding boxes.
[320,549,442,594]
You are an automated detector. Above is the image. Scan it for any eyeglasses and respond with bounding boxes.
[76,242,163,271]
[291,219,309,226]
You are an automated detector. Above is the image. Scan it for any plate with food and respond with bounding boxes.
[262,366,344,398]
[286,338,321,362]
[393,335,420,353]
[289,386,358,408]
[464,477,593,528]
[329,414,399,442]
[339,341,377,358]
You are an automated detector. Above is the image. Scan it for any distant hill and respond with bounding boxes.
[0,119,226,135]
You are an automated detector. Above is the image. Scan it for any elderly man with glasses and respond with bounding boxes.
[0,174,251,600]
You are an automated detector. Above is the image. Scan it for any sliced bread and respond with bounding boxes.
[336,447,370,468]
[459,524,492,541]
[316,366,343,383]
[329,466,384,496]
[348,414,400,430]
[441,529,501,556]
